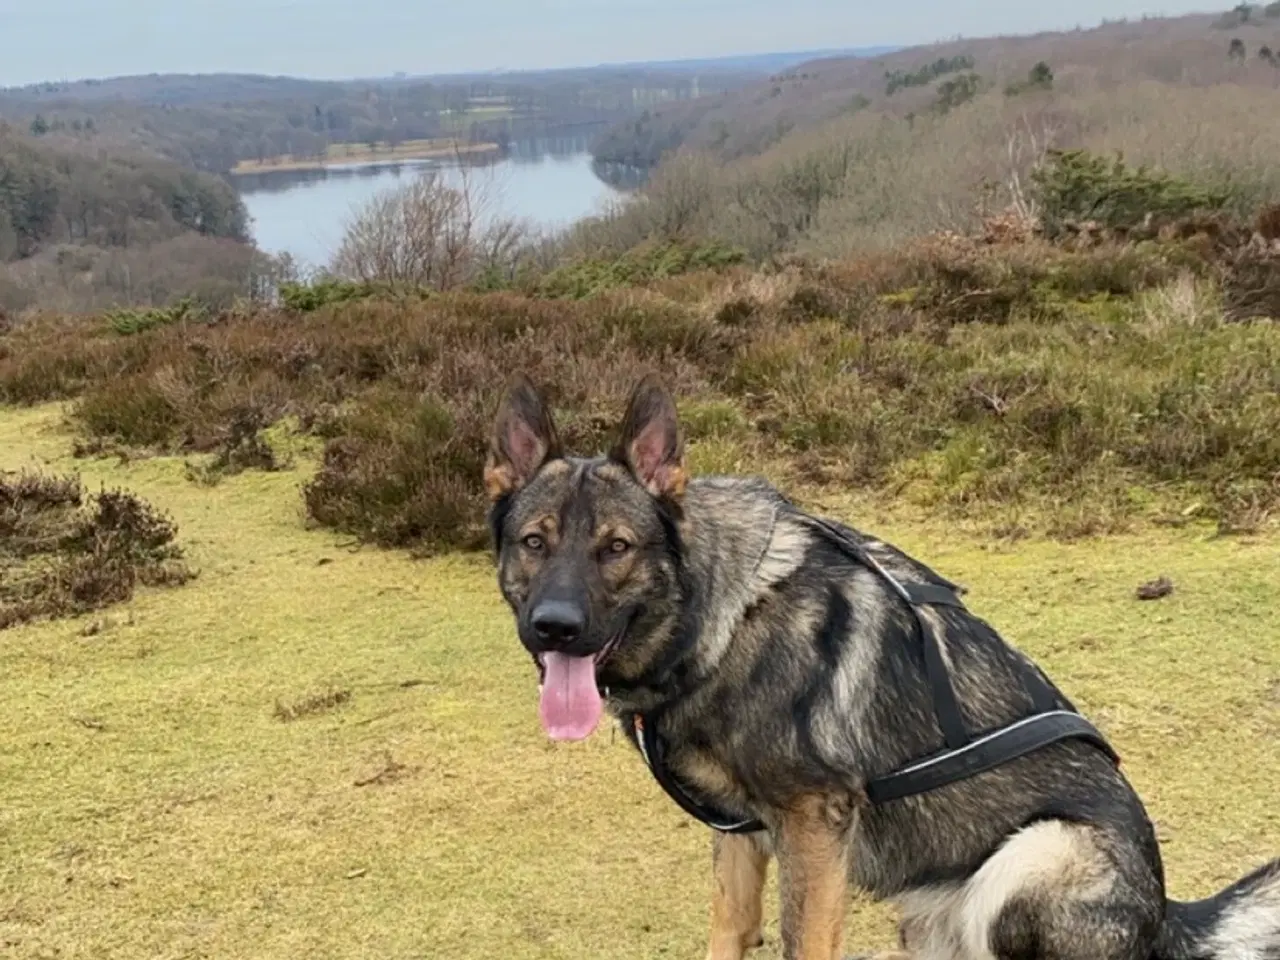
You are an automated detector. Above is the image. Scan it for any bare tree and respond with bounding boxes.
[329,172,466,288]
[329,151,534,289]
[1002,113,1062,227]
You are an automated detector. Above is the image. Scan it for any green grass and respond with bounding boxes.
[1,403,1277,959]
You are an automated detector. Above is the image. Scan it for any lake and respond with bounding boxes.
[233,140,625,272]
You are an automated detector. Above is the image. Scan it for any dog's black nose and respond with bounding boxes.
[530,600,585,647]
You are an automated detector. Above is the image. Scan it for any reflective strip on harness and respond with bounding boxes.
[628,507,1122,834]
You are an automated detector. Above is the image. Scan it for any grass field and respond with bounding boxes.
[230,139,500,175]
[438,105,517,133]
[1,402,1277,959]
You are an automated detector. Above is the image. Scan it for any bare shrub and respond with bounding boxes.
[329,162,534,291]
[0,470,193,629]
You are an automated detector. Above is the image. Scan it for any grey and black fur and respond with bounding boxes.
[484,373,1280,960]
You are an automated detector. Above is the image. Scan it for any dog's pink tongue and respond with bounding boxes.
[538,652,603,741]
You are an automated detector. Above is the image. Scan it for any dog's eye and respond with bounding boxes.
[522,534,545,552]
[608,538,631,554]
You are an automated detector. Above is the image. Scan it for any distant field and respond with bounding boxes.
[438,104,517,132]
[230,138,500,174]
[1,403,1276,959]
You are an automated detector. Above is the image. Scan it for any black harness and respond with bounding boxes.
[622,511,1121,835]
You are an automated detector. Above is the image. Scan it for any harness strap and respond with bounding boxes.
[628,509,1121,834]
[801,514,970,752]
[864,710,1120,805]
[629,714,764,835]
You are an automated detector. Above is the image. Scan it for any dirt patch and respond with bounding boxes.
[273,688,353,723]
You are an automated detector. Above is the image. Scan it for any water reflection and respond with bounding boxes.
[234,140,630,271]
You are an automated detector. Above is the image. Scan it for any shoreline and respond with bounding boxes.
[229,140,502,176]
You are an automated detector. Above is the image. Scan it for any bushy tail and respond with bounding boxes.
[1156,858,1280,960]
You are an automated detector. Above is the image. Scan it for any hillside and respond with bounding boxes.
[4,172,1279,548]
[0,125,277,315]
[591,10,1280,169]
[570,9,1280,263]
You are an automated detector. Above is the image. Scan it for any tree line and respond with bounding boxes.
[0,124,247,261]
[0,124,280,316]
[0,70,748,174]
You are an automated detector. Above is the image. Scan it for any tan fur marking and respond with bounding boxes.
[707,833,770,960]
[682,752,744,805]
[485,451,570,502]
[483,461,519,501]
[660,463,689,499]
[776,794,853,960]
[521,514,559,540]
[593,460,629,483]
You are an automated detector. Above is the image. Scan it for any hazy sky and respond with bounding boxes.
[1,1,1217,87]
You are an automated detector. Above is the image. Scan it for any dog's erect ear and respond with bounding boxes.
[484,374,562,501]
[611,375,687,500]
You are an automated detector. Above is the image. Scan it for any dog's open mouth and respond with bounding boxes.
[535,631,624,743]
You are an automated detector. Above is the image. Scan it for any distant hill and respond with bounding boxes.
[0,63,764,174]
[425,46,903,80]
[597,46,904,75]
[589,10,1280,169]
[565,5,1280,269]
[0,73,352,107]
[0,47,901,104]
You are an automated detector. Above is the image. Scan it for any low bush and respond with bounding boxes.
[105,296,206,336]
[278,277,382,312]
[533,239,746,299]
[1031,149,1233,240]
[0,470,194,629]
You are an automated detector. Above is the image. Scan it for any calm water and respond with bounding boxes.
[234,144,623,272]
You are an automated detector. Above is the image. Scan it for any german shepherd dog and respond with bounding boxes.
[484,373,1280,960]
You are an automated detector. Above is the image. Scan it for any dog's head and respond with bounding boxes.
[484,373,688,742]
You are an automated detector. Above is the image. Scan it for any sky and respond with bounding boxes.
[0,0,1219,87]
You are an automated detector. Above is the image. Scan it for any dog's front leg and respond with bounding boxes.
[706,831,770,960]
[775,794,853,960]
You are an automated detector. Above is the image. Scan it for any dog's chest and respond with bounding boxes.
[637,721,765,827]
[667,741,746,807]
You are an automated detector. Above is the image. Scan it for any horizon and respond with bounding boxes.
[0,1,1220,89]
[0,44,903,91]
